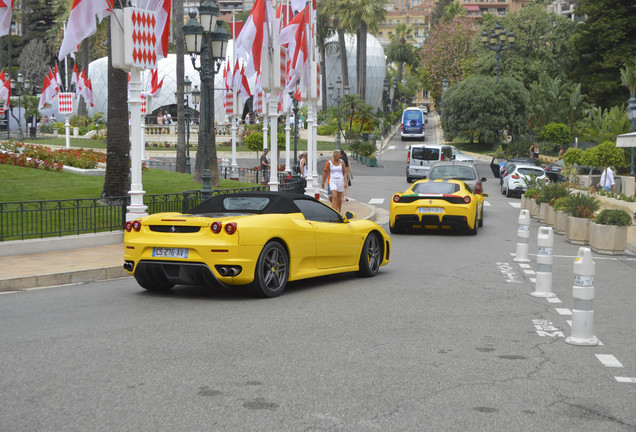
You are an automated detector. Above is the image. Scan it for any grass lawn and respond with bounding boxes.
[0,164,257,202]
[451,140,494,155]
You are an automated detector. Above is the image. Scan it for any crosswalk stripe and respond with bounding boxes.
[369,198,385,205]
[509,202,521,208]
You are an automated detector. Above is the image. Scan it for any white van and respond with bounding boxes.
[406,144,453,183]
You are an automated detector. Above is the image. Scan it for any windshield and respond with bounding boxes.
[412,182,460,194]
[411,147,439,161]
[518,168,545,177]
[429,166,476,181]
[222,197,270,211]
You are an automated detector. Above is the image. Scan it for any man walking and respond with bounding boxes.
[260,148,270,184]
[598,166,615,191]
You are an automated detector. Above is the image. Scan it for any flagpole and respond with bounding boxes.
[230,13,238,179]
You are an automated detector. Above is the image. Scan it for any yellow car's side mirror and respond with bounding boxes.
[344,211,356,221]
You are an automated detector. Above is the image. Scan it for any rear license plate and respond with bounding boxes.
[418,207,443,214]
[152,247,189,258]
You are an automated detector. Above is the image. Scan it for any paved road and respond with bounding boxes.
[1,122,635,431]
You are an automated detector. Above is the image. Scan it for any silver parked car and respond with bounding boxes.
[501,164,548,197]
[428,161,487,195]
[449,146,475,163]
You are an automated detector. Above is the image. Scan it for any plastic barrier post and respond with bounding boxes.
[531,226,555,298]
[565,247,599,346]
[514,210,531,263]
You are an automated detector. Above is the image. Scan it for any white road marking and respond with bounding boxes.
[388,145,396,150]
[555,308,572,315]
[596,354,623,368]
[518,263,531,269]
[547,297,562,303]
[484,201,492,207]
[523,269,536,275]
[529,278,536,283]
[369,198,385,205]
[566,319,572,326]
[509,202,521,208]
[615,377,636,383]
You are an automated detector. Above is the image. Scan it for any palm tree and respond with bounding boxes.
[319,0,349,94]
[355,102,376,133]
[102,7,130,198]
[387,24,417,84]
[620,57,636,97]
[443,1,466,23]
[339,0,385,100]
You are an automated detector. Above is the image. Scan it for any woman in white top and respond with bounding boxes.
[321,150,347,212]
[299,152,308,178]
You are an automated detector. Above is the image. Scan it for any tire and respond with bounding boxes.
[478,207,484,227]
[358,232,382,277]
[505,186,512,198]
[389,223,402,234]
[466,210,478,235]
[252,241,288,298]
[134,264,175,291]
[406,176,413,183]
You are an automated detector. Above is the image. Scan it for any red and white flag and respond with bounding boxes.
[54,63,62,92]
[0,0,14,37]
[58,0,114,60]
[78,68,88,94]
[280,8,309,92]
[234,0,268,78]
[71,63,80,90]
[239,65,252,105]
[147,69,163,98]
[80,78,94,107]
[144,0,171,60]
[38,74,57,109]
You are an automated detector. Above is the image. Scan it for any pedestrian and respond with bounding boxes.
[299,152,308,178]
[321,150,347,213]
[558,147,566,159]
[529,142,540,159]
[340,149,353,201]
[299,114,305,129]
[260,148,270,183]
[597,166,615,192]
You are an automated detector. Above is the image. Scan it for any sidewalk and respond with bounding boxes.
[0,198,374,292]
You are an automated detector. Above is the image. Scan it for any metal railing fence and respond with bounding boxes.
[1,176,304,241]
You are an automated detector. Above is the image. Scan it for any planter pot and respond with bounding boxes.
[538,202,547,222]
[521,195,528,210]
[565,216,590,245]
[554,210,568,234]
[529,199,539,218]
[544,205,556,227]
[589,222,627,255]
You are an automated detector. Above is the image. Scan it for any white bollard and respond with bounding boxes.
[565,247,599,346]
[514,210,531,263]
[531,226,555,298]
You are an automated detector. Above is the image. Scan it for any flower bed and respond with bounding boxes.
[0,142,107,170]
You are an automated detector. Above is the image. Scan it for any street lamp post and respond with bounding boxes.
[392,77,398,111]
[328,77,348,150]
[481,23,515,84]
[178,76,193,174]
[628,95,636,176]
[16,73,24,139]
[289,86,300,168]
[383,79,389,113]
[183,1,230,201]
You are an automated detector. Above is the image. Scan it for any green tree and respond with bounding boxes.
[430,0,453,26]
[442,1,466,23]
[570,0,636,109]
[441,76,529,146]
[538,122,572,154]
[470,5,577,89]
[579,106,631,145]
[527,72,588,133]
[580,141,627,170]
[22,0,56,47]
[620,57,636,98]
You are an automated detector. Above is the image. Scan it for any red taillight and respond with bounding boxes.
[545,178,550,183]
[211,221,222,233]
[132,220,142,231]
[512,174,520,179]
[463,196,471,204]
[125,221,133,232]
[224,222,237,235]
[441,154,444,161]
[475,181,482,195]
[407,151,410,164]
[393,194,401,203]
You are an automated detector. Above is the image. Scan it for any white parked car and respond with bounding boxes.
[501,164,549,197]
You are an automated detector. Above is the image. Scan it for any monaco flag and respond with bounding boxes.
[145,0,172,60]
[279,8,308,92]
[234,0,268,78]
[59,0,114,60]
[38,74,56,109]
[80,78,94,107]
[0,70,10,111]
[0,0,14,37]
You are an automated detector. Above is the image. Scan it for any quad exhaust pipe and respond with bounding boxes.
[123,261,134,272]
[216,266,241,277]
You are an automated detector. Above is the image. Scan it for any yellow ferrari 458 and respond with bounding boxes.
[389,179,488,235]
[123,192,391,297]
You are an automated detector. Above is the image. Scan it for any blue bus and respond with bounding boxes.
[401,107,425,141]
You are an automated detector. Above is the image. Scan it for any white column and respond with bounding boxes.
[268,98,279,191]
[285,112,291,172]
[306,103,315,197]
[65,115,71,149]
[230,113,238,180]
[126,68,148,221]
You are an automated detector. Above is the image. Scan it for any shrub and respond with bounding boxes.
[538,122,571,155]
[317,122,338,136]
[562,147,584,166]
[561,192,600,219]
[593,209,632,226]
[553,196,570,211]
[536,182,570,205]
[349,139,376,157]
